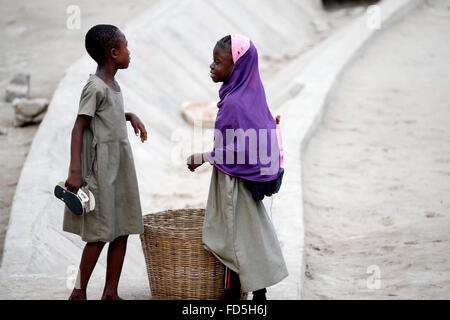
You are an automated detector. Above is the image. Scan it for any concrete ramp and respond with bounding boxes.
[3,0,398,299]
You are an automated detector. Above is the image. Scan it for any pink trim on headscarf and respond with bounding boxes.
[266,101,285,168]
[231,34,250,64]
[276,123,285,168]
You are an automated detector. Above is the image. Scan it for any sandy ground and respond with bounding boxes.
[302,2,450,299]
[0,273,151,300]
[0,0,158,264]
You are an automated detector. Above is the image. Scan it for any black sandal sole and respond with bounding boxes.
[54,184,83,215]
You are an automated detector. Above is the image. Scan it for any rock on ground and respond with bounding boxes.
[12,98,48,126]
[5,73,30,102]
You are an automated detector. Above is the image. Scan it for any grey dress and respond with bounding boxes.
[63,75,144,243]
[203,166,289,292]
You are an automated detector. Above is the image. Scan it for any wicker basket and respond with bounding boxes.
[140,208,247,300]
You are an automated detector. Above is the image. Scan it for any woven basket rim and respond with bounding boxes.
[144,208,204,214]
[142,208,205,231]
[142,208,205,217]
[143,225,202,231]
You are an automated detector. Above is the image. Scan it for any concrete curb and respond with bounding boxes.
[276,0,421,299]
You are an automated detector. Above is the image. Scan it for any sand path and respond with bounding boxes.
[302,2,450,299]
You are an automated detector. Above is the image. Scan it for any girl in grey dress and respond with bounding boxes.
[63,25,147,300]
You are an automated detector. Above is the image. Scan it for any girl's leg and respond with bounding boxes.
[224,266,241,300]
[101,235,128,300]
[252,288,267,301]
[69,241,106,300]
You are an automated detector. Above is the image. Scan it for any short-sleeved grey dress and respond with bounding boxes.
[63,75,144,243]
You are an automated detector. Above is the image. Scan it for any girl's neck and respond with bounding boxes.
[95,65,117,82]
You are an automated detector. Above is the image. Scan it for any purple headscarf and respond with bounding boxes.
[204,36,280,182]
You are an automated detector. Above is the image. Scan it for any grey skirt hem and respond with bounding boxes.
[63,226,144,243]
[203,243,289,293]
[241,265,289,293]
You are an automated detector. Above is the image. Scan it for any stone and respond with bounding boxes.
[12,98,48,118]
[0,127,8,135]
[32,110,47,123]
[5,73,30,102]
[13,113,31,127]
[12,98,48,127]
[181,101,217,128]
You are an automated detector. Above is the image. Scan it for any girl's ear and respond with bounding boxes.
[111,47,118,59]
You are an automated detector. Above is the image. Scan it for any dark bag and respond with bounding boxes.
[243,168,284,201]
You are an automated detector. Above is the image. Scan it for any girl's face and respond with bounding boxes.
[210,44,234,83]
[113,32,130,69]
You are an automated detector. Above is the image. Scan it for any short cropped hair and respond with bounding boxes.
[85,24,122,64]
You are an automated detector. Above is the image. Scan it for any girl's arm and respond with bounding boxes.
[65,115,90,194]
[187,153,206,172]
[125,112,147,143]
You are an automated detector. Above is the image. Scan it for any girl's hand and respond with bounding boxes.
[126,113,147,143]
[187,153,205,172]
[65,172,83,194]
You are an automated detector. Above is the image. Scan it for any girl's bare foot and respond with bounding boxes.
[101,293,123,300]
[69,289,87,300]
[252,288,267,301]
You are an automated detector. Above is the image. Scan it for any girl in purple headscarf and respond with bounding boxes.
[187,35,288,300]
